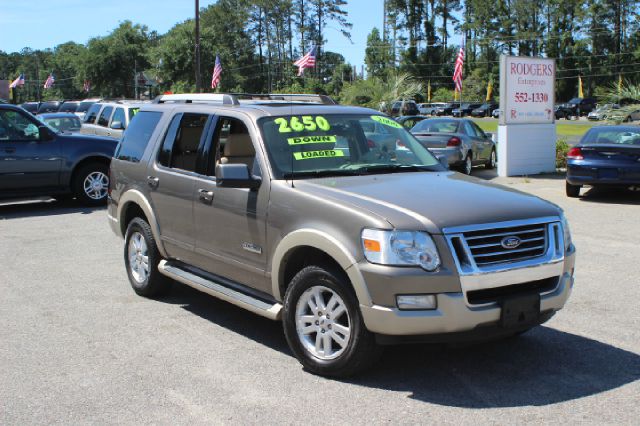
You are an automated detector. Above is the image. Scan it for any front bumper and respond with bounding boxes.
[360,246,575,337]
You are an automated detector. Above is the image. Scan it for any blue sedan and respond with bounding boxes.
[566,125,640,197]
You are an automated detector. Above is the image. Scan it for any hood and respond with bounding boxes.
[58,132,117,144]
[292,172,560,234]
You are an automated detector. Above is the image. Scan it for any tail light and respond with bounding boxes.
[447,137,462,147]
[396,139,406,148]
[367,139,376,148]
[567,147,583,160]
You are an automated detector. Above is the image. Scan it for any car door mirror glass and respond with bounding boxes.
[111,121,124,130]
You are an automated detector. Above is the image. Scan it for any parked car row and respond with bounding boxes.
[417,102,499,118]
[20,98,102,120]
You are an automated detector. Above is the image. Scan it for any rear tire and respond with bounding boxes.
[124,218,171,297]
[282,265,382,377]
[566,181,581,198]
[461,154,473,175]
[73,163,109,206]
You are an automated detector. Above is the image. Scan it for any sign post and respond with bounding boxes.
[498,55,556,176]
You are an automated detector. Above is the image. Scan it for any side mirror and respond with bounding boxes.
[436,155,449,170]
[110,121,124,130]
[215,163,261,189]
[38,125,55,141]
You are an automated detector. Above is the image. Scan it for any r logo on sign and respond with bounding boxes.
[511,109,517,119]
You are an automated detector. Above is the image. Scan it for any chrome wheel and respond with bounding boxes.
[83,171,108,200]
[295,286,351,360]
[463,155,472,175]
[127,231,149,283]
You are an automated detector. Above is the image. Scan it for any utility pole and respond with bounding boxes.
[195,0,202,92]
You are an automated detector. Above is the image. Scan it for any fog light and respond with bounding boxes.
[396,294,437,310]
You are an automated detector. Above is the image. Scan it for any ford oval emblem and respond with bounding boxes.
[501,236,522,249]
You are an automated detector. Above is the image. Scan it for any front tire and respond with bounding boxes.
[124,218,171,297]
[566,181,581,198]
[73,163,109,206]
[485,149,496,169]
[283,265,381,377]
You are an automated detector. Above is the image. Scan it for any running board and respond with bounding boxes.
[158,260,282,320]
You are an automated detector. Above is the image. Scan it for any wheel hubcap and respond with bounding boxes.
[491,151,496,167]
[83,171,109,200]
[127,232,149,283]
[465,157,472,174]
[295,286,351,360]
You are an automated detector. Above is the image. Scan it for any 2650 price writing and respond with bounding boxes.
[514,92,549,103]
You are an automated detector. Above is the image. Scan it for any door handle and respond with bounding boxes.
[198,189,214,204]
[4,147,15,153]
[147,176,160,189]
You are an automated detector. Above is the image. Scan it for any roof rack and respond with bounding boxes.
[152,93,337,106]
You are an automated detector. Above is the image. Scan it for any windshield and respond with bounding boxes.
[42,116,82,132]
[582,128,640,145]
[411,119,460,133]
[258,114,441,179]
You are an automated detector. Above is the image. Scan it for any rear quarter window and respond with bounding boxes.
[115,111,162,162]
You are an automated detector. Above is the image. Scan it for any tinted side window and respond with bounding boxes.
[470,122,487,138]
[115,111,162,162]
[157,113,208,172]
[111,108,126,128]
[84,104,101,123]
[0,110,41,141]
[97,106,113,127]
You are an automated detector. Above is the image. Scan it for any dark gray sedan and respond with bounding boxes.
[410,118,496,174]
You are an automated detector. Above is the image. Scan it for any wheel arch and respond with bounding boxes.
[117,189,167,258]
[271,229,372,306]
[69,155,111,187]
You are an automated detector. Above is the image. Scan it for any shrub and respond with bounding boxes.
[556,138,570,169]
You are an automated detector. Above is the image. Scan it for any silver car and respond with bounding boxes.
[410,118,496,174]
[81,102,142,139]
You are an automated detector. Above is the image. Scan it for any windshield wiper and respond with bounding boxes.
[357,164,439,174]
[282,169,361,179]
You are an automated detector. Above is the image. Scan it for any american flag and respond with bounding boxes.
[83,80,91,93]
[294,46,316,76]
[211,56,222,89]
[43,73,55,89]
[9,73,25,88]
[453,41,465,93]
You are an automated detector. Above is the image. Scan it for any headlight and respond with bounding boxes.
[560,212,572,250]
[361,229,441,271]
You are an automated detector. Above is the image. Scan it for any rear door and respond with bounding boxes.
[80,103,103,135]
[190,113,270,293]
[0,109,62,191]
[94,106,114,137]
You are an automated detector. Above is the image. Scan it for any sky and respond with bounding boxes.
[0,0,384,68]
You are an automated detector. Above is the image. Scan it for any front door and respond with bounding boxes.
[146,112,211,260]
[191,115,270,293]
[0,109,62,192]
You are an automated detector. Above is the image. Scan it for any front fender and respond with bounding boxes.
[271,228,372,306]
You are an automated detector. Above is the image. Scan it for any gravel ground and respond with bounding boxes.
[1,176,639,425]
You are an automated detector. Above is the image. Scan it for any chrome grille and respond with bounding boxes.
[462,223,548,267]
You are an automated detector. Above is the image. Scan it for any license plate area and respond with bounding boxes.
[500,293,541,328]
[598,168,619,179]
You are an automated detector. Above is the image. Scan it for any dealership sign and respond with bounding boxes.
[499,56,555,125]
[497,55,557,177]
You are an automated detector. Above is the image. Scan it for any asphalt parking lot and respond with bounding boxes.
[1,174,639,424]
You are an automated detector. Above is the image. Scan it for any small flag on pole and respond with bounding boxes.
[43,73,55,89]
[453,41,465,94]
[83,80,91,93]
[427,80,431,102]
[486,80,493,101]
[211,56,222,89]
[294,46,317,76]
[9,73,25,88]
[578,75,584,98]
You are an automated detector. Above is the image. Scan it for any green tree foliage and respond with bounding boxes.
[365,28,392,79]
